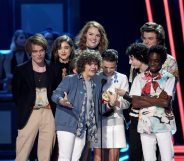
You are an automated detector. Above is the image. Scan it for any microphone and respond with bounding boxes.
[100,79,107,97]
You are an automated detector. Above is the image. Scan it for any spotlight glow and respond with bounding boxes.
[163,0,184,139]
[179,0,184,43]
[145,0,153,21]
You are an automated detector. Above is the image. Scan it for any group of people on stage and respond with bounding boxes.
[11,20,179,161]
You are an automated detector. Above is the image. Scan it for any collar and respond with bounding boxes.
[144,71,161,81]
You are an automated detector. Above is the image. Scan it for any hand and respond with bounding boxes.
[159,90,169,99]
[115,88,126,96]
[108,91,118,107]
[62,68,67,80]
[59,92,72,108]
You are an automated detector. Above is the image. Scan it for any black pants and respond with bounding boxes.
[129,117,143,161]
[129,117,161,161]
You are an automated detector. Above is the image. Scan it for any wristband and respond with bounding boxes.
[124,92,132,103]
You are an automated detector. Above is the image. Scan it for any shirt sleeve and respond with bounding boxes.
[118,74,130,109]
[51,76,70,104]
[164,76,176,97]
[162,54,179,79]
[129,74,142,96]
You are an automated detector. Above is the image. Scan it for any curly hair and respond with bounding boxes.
[76,50,102,74]
[148,45,167,64]
[51,35,75,62]
[75,21,108,54]
[126,43,148,64]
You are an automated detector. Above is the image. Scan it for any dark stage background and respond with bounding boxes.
[0,0,183,160]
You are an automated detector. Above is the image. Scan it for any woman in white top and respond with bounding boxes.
[93,49,130,161]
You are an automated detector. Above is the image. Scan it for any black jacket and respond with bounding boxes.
[12,59,53,129]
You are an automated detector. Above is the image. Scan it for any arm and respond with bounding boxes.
[132,92,172,109]
[117,75,130,109]
[115,90,170,108]
[51,76,72,108]
[163,55,179,80]
[132,75,176,109]
[12,66,22,104]
[130,73,175,109]
[58,92,72,108]
[108,75,130,109]
[4,52,13,79]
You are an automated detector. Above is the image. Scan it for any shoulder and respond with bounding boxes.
[166,54,175,60]
[16,60,31,69]
[116,71,127,78]
[63,74,78,81]
[161,70,175,79]
[13,60,31,76]
[92,72,104,80]
[59,74,78,87]
[166,54,177,63]
[134,72,144,81]
[74,48,82,55]
[115,71,128,81]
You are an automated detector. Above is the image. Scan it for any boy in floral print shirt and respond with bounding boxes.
[129,45,176,161]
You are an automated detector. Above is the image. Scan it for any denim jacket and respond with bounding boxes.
[52,74,101,134]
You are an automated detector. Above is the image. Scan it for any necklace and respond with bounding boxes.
[59,58,69,63]
[33,66,46,73]
[32,61,46,72]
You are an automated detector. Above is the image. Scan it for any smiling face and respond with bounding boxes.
[129,55,142,69]
[58,41,72,62]
[85,27,101,49]
[82,62,99,80]
[148,52,162,74]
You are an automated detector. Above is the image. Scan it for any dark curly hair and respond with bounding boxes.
[126,43,148,64]
[76,50,102,74]
[148,45,167,64]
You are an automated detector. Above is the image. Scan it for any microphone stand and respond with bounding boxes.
[100,86,103,161]
[100,79,107,161]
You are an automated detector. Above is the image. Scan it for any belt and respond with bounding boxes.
[33,104,51,110]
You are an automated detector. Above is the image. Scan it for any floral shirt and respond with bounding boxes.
[161,54,179,79]
[130,70,176,134]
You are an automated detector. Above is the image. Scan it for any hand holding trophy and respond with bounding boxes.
[101,90,118,117]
